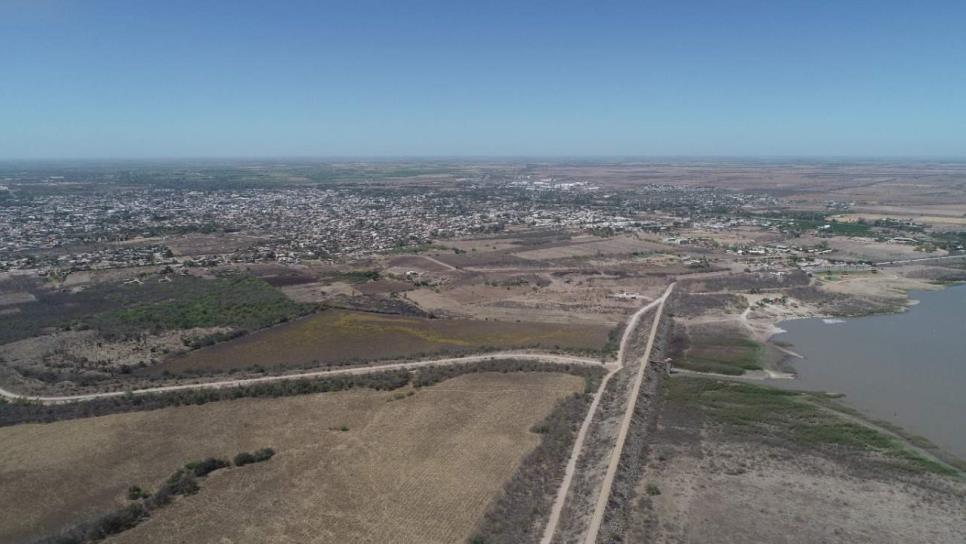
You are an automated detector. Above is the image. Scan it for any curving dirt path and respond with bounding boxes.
[0,352,603,405]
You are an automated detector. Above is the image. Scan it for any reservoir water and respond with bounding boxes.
[771,284,966,459]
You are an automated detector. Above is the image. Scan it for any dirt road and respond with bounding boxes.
[582,282,673,544]
[0,352,604,405]
[541,283,675,544]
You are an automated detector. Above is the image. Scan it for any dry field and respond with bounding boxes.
[0,372,584,544]
[404,277,646,326]
[512,235,668,261]
[440,238,524,253]
[832,212,966,228]
[164,232,267,256]
[159,309,610,373]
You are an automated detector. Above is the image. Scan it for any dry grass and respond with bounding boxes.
[512,235,666,261]
[0,372,583,544]
[160,310,609,372]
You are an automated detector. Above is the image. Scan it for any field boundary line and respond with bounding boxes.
[0,352,603,405]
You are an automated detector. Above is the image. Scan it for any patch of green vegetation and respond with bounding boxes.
[666,377,958,476]
[90,275,313,338]
[601,322,623,357]
[233,448,275,467]
[0,274,313,344]
[321,270,381,284]
[791,218,872,236]
[677,333,763,375]
[762,210,873,237]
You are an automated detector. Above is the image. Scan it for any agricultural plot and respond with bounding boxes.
[512,235,668,261]
[159,309,610,373]
[0,372,583,544]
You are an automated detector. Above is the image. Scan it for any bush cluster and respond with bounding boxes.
[2,360,604,427]
[185,457,230,478]
[233,448,275,466]
[1,369,411,427]
[33,451,271,544]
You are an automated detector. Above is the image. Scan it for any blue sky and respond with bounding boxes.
[1,0,964,159]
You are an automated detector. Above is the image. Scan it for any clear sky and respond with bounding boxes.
[1,0,964,159]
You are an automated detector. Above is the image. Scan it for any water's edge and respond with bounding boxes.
[769,284,966,459]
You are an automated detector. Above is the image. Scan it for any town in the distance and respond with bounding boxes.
[1,160,964,544]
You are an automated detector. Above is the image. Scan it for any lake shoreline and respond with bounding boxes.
[767,283,966,459]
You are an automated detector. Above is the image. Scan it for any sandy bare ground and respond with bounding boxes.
[0,372,583,544]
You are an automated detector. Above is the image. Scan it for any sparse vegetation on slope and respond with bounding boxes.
[32,451,273,544]
[667,377,958,476]
[1,372,582,544]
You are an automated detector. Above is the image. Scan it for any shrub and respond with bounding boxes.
[38,504,148,544]
[233,452,256,466]
[252,447,275,462]
[185,457,229,477]
[126,485,149,501]
[161,469,199,497]
[234,447,275,466]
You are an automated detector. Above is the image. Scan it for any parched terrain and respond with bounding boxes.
[0,372,584,544]
[617,376,965,544]
[159,309,610,373]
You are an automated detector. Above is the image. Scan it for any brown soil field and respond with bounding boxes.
[512,235,668,261]
[0,372,583,544]
[353,278,414,295]
[404,281,635,326]
[385,255,454,272]
[834,212,966,225]
[430,250,534,268]
[441,238,524,252]
[164,232,267,256]
[159,309,609,373]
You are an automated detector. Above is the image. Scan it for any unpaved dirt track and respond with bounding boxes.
[583,282,674,544]
[541,283,675,544]
[540,367,617,544]
[0,351,602,405]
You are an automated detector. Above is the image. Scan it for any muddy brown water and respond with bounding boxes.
[771,284,966,459]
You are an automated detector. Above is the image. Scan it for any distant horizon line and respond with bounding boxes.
[2,154,965,164]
